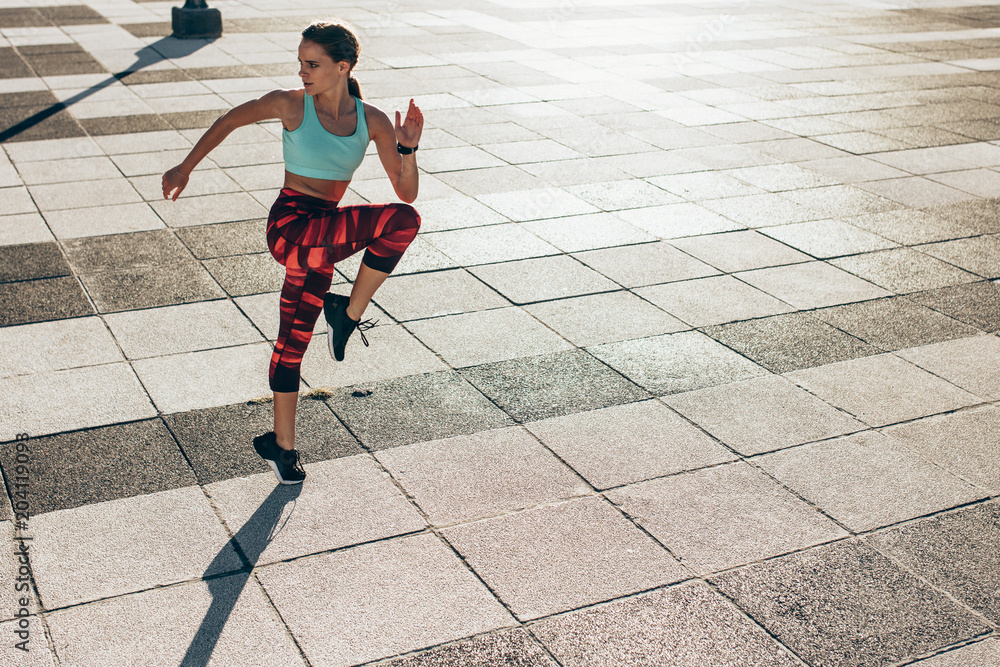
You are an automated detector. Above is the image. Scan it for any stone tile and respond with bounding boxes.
[758,431,983,532]
[788,352,981,427]
[858,177,976,208]
[46,577,305,667]
[174,219,268,258]
[648,170,764,200]
[411,196,509,233]
[62,229,191,273]
[381,628,557,667]
[164,399,362,485]
[897,334,1000,400]
[928,168,1000,198]
[0,242,70,282]
[0,212,52,245]
[203,252,285,296]
[814,297,980,351]
[324,371,513,450]
[760,218,898,258]
[701,192,825,228]
[737,261,892,309]
[850,208,988,247]
[783,184,903,218]
[912,281,1000,332]
[475,188,598,222]
[372,268,508,321]
[208,455,425,563]
[443,496,685,620]
[461,349,649,422]
[617,202,743,240]
[563,179,683,210]
[0,617,53,665]
[424,223,559,266]
[920,234,1000,279]
[151,192,268,227]
[873,502,1000,624]
[910,640,1000,667]
[258,533,513,666]
[664,374,866,456]
[525,290,687,347]
[798,155,911,183]
[573,241,719,288]
[525,400,737,490]
[43,202,165,238]
[636,275,794,327]
[0,316,121,378]
[408,307,573,368]
[104,300,263,359]
[469,255,618,305]
[608,462,848,574]
[377,427,589,525]
[528,581,803,667]
[831,248,980,294]
[669,230,811,273]
[522,212,655,252]
[590,330,767,395]
[711,541,989,667]
[132,342,273,414]
[31,486,242,608]
[27,178,142,211]
[0,363,156,440]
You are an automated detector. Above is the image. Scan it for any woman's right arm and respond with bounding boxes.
[162,89,290,201]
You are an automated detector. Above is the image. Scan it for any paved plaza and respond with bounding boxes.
[1,0,1000,664]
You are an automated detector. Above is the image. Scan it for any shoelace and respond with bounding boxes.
[285,448,305,476]
[355,318,377,347]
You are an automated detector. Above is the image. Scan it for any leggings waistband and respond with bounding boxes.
[276,187,339,210]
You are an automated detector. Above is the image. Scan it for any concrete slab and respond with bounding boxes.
[897,334,1000,400]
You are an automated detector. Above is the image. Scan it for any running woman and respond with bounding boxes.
[162,20,422,485]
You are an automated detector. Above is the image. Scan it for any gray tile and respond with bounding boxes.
[522,212,655,252]
[257,533,513,666]
[760,218,898,258]
[573,241,719,288]
[711,541,989,667]
[831,249,980,294]
[0,419,194,516]
[460,349,649,422]
[0,242,70,283]
[608,462,848,574]
[783,184,903,218]
[80,263,226,313]
[701,193,825,228]
[590,330,768,395]
[704,312,878,374]
[920,234,1000,279]
[636,275,794,327]
[786,353,981,428]
[869,502,1000,623]
[424,223,559,266]
[381,628,557,667]
[203,252,285,296]
[669,230,811,273]
[377,426,589,525]
[325,371,513,450]
[469,255,619,305]
[61,229,194,273]
[883,405,1000,494]
[896,334,1000,401]
[525,400,736,489]
[736,261,892,309]
[912,281,1000,332]
[848,208,990,246]
[372,269,508,321]
[443,496,685,620]
[174,219,268,258]
[664,374,865,456]
[617,202,743,240]
[524,291,687,347]
[0,276,93,326]
[532,581,800,667]
[164,399,362,485]
[814,297,980,351]
[563,179,683,210]
[0,316,121,378]
[758,430,983,532]
[910,640,1000,667]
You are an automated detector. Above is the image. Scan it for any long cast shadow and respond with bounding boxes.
[181,483,302,667]
[0,36,210,142]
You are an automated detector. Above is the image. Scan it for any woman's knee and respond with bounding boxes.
[392,203,421,230]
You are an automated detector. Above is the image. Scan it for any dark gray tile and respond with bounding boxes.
[162,109,230,131]
[703,312,878,374]
[922,199,1000,237]
[0,242,71,283]
[175,220,268,259]
[869,501,1000,624]
[0,420,195,516]
[0,276,93,326]
[711,540,990,667]
[62,230,194,273]
[164,398,361,485]
[912,281,1000,332]
[203,253,284,297]
[814,297,979,351]
[532,581,799,667]
[1,106,85,142]
[79,114,172,136]
[325,371,513,450]
[80,264,225,312]
[831,249,979,294]
[461,349,649,422]
[383,628,556,667]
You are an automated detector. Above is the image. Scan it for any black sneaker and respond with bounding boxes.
[323,293,376,362]
[252,431,306,484]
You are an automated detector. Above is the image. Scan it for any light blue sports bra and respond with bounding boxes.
[282,93,369,181]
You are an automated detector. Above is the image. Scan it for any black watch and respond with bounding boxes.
[397,142,418,155]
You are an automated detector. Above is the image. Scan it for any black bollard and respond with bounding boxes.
[171,0,222,39]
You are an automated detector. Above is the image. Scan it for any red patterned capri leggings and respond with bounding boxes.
[265,188,420,392]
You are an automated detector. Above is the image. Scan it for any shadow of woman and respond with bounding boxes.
[181,482,302,667]
[0,35,212,142]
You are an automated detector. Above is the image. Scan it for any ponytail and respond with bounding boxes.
[348,75,362,100]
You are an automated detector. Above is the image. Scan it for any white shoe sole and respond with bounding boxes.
[266,459,304,485]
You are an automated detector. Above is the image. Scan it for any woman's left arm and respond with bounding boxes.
[371,98,423,203]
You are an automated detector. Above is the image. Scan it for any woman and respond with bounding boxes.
[162,20,422,485]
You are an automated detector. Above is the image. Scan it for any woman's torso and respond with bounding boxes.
[282,90,370,201]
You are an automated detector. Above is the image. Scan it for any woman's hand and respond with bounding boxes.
[162,166,190,201]
[394,98,423,148]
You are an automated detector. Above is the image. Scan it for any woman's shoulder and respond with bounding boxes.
[360,99,391,131]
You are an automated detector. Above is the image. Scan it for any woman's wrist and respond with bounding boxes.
[396,142,418,154]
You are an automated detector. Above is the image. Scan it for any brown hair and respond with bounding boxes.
[301,20,362,99]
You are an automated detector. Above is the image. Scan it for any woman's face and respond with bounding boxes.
[297,40,347,95]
